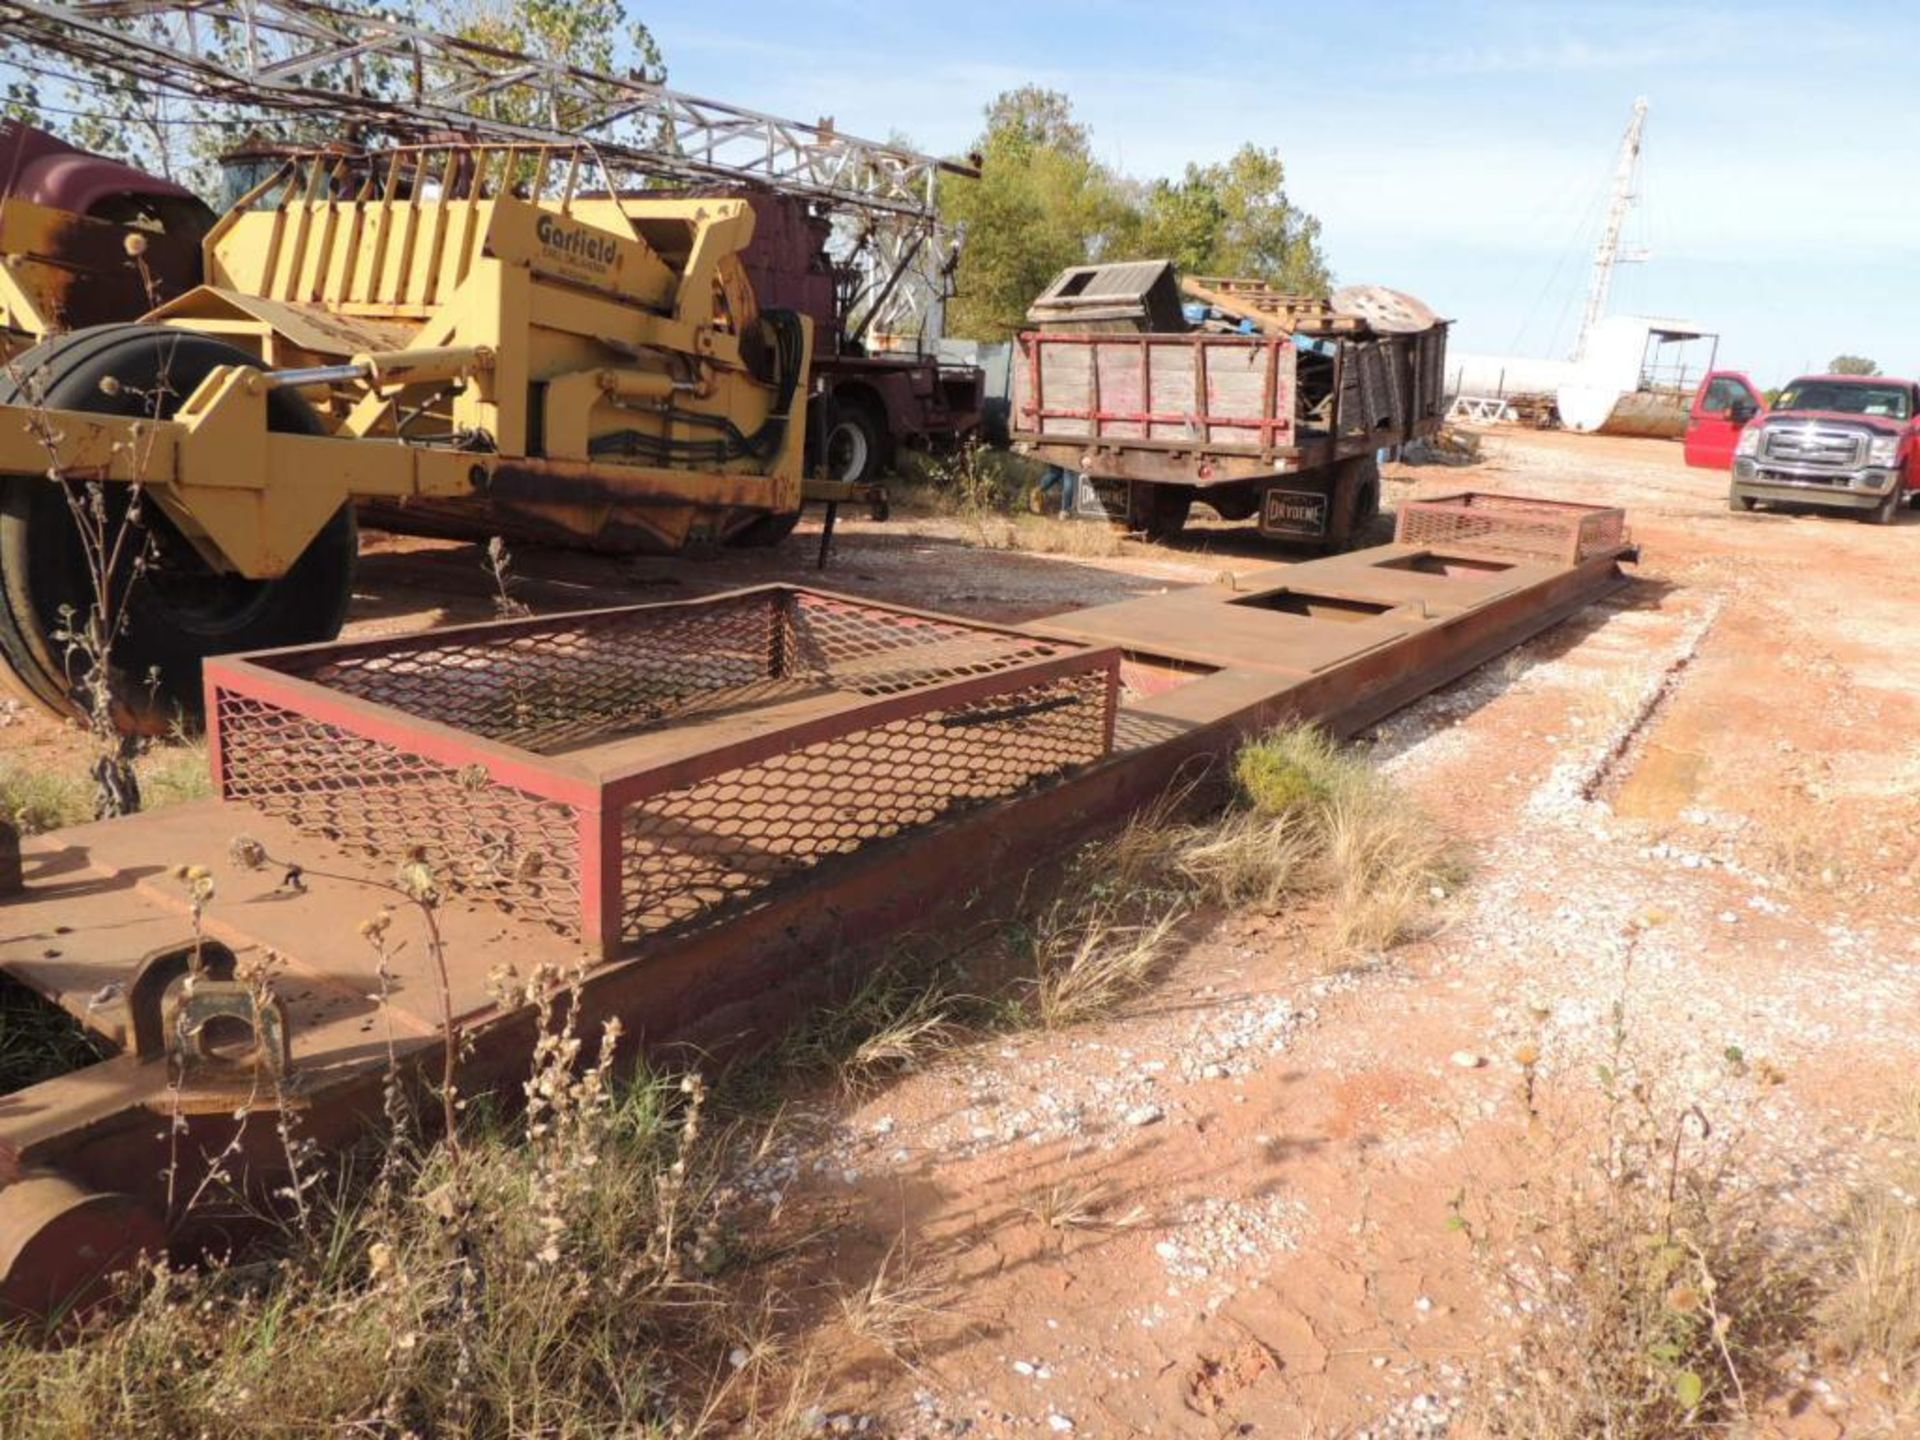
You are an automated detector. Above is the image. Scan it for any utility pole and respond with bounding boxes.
[1573,97,1651,362]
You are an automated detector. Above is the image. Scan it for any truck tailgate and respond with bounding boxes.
[1012,331,1296,457]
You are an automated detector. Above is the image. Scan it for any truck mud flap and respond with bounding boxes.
[1072,475,1129,523]
[1258,485,1331,540]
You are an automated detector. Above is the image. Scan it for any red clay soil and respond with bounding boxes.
[734,432,1918,1438]
[6,431,1917,1435]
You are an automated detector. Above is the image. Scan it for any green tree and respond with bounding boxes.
[0,1,664,194]
[2,73,40,127]
[981,85,1090,157]
[1828,354,1880,376]
[431,0,663,135]
[941,94,1332,340]
[1127,144,1330,294]
[941,88,1134,341]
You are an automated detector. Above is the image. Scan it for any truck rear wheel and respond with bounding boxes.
[1127,482,1193,542]
[1327,455,1382,552]
[822,396,890,486]
[0,324,356,729]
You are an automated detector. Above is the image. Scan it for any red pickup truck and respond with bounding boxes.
[1685,370,1920,524]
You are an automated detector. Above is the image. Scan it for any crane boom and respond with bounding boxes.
[0,0,975,217]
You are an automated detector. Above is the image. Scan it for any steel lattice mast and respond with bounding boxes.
[0,0,978,338]
[1572,97,1650,362]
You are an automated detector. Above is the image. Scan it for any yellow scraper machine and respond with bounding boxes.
[0,142,812,722]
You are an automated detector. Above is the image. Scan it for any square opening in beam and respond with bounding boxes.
[1376,551,1515,578]
[1119,650,1218,700]
[1229,590,1396,623]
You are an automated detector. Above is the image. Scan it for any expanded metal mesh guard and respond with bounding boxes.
[208,587,1116,954]
[215,690,584,929]
[620,667,1111,939]
[249,589,1069,754]
[1396,493,1626,565]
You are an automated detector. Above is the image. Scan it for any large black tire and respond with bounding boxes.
[0,324,356,728]
[1127,482,1193,542]
[821,395,890,485]
[1326,455,1382,552]
[1728,490,1756,512]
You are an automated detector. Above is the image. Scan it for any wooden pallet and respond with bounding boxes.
[1180,276,1367,337]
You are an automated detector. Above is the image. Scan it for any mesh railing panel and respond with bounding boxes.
[783,592,1071,695]
[1396,495,1626,564]
[260,591,786,754]
[247,590,1076,755]
[212,588,1115,949]
[619,667,1111,939]
[215,690,583,932]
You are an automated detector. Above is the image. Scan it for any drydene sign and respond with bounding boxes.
[1261,487,1329,538]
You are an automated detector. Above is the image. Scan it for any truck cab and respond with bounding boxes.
[1715,373,1920,525]
[1682,370,1767,469]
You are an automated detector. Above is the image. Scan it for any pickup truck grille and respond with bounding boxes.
[1761,423,1868,469]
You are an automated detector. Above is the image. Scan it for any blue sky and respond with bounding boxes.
[652,1,1920,383]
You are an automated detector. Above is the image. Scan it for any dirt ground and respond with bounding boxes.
[703,431,1915,1439]
[6,430,1918,1435]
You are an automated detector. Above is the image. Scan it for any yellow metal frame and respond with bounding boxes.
[0,143,814,574]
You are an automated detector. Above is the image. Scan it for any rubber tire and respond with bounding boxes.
[1127,482,1193,542]
[1864,485,1901,526]
[0,324,356,727]
[726,508,803,549]
[822,397,889,485]
[1325,455,1382,553]
[1728,491,1756,512]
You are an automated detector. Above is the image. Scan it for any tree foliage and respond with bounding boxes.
[943,90,1331,341]
[1125,146,1329,295]
[1828,354,1881,376]
[0,0,664,194]
[941,88,1135,341]
[432,0,663,134]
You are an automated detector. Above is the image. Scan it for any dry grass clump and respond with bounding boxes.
[0,760,92,834]
[771,967,965,1095]
[1323,783,1460,952]
[892,442,1044,517]
[0,984,811,1439]
[893,444,1131,556]
[1468,1017,1818,1439]
[1010,725,1454,1027]
[1171,808,1314,909]
[1819,1099,1920,1416]
[0,975,103,1096]
[1025,900,1183,1029]
[0,736,209,834]
[832,1237,948,1371]
[1021,1179,1148,1234]
[1190,725,1459,950]
[978,512,1131,559]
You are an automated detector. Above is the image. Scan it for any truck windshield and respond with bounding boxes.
[1774,381,1912,421]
